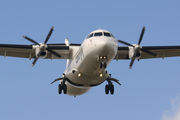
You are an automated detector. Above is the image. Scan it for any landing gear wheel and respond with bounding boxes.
[100,63,103,68]
[104,62,107,68]
[110,84,114,95]
[63,84,67,94]
[105,85,109,94]
[58,84,62,94]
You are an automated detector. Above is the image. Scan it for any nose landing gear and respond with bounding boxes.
[99,56,107,68]
[100,62,107,68]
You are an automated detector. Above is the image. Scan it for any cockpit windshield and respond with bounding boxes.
[86,31,115,39]
[94,32,103,36]
[104,32,111,37]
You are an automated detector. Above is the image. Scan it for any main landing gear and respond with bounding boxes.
[105,74,121,95]
[58,74,67,94]
[99,56,107,68]
[105,84,114,95]
[58,84,67,94]
[51,73,67,95]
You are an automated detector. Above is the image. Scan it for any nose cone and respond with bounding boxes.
[96,37,118,59]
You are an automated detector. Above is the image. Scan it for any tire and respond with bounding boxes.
[100,63,103,68]
[58,84,62,94]
[105,85,109,94]
[110,84,114,95]
[63,84,67,94]
[104,62,107,68]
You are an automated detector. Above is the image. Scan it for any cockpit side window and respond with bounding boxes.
[94,32,103,37]
[86,33,94,39]
[86,34,90,39]
[111,33,115,38]
[104,32,111,37]
[89,33,93,38]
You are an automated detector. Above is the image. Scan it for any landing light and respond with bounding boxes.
[100,74,103,77]
[78,73,81,77]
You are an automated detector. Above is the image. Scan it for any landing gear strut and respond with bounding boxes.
[105,74,121,95]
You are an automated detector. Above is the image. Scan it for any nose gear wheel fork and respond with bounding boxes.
[100,62,107,68]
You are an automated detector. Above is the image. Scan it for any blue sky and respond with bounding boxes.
[0,0,180,120]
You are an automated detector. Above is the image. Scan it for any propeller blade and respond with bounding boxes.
[46,48,61,58]
[129,50,138,69]
[117,40,134,47]
[138,26,145,45]
[44,26,54,44]
[141,49,157,57]
[23,36,40,45]
[32,50,42,67]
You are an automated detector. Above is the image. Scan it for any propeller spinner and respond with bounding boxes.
[23,26,61,67]
[117,26,157,69]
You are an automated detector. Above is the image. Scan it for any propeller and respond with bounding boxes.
[117,26,157,69]
[23,26,62,67]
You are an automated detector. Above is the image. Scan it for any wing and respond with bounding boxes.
[0,43,80,59]
[114,46,180,60]
[0,44,34,59]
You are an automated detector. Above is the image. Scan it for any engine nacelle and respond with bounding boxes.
[34,44,47,58]
[128,45,141,59]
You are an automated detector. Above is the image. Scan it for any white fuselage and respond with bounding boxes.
[62,29,118,96]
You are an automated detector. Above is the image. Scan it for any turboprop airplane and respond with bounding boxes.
[1,26,180,97]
